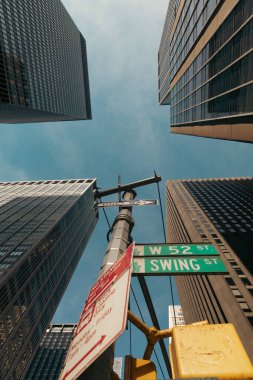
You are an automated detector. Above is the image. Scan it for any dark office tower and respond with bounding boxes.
[166,178,253,358]
[159,0,253,143]
[25,324,76,380]
[0,0,92,123]
[0,179,98,380]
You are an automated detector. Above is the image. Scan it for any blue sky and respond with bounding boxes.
[1,1,253,378]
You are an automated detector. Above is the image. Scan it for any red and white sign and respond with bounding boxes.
[60,243,134,380]
[81,243,133,316]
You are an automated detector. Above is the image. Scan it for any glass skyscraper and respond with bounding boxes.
[159,0,253,142]
[0,0,92,123]
[25,324,76,380]
[166,177,253,358]
[0,179,98,379]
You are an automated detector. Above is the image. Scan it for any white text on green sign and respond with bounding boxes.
[132,257,227,275]
[133,244,218,257]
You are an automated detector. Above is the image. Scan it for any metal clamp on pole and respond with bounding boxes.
[112,213,135,229]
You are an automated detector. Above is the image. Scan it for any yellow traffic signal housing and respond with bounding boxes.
[169,323,253,379]
[124,355,157,380]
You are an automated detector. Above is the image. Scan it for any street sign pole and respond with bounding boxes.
[61,174,167,380]
[78,190,136,380]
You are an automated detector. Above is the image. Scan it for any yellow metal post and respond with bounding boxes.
[127,310,172,360]
[124,355,157,380]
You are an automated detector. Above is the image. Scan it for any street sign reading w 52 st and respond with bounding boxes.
[133,244,218,257]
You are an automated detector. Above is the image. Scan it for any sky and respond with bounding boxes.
[1,1,253,379]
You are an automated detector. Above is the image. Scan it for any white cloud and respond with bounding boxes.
[0,156,28,181]
[61,0,168,93]
[37,1,171,176]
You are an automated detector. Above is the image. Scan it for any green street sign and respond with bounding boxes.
[133,244,218,257]
[132,257,228,275]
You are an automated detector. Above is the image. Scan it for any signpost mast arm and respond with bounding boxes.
[94,174,161,199]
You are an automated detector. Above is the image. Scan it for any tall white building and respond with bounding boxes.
[168,305,185,343]
[113,357,123,379]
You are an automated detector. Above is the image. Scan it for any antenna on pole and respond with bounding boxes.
[118,175,121,202]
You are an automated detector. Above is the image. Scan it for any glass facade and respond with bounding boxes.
[0,0,92,123]
[171,1,253,125]
[159,0,220,104]
[25,324,76,380]
[0,179,98,379]
[184,179,253,276]
[158,0,180,104]
[159,0,253,141]
[166,178,253,357]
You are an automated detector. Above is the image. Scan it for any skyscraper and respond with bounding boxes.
[113,357,123,379]
[0,179,98,379]
[0,0,91,123]
[166,177,253,358]
[168,305,185,329]
[159,0,253,142]
[168,305,185,343]
[25,324,76,380]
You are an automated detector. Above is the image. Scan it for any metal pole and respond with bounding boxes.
[138,276,172,377]
[99,190,135,277]
[78,190,136,380]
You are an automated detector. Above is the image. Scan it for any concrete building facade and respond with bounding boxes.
[166,177,253,358]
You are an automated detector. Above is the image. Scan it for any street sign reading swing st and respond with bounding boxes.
[132,257,228,275]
